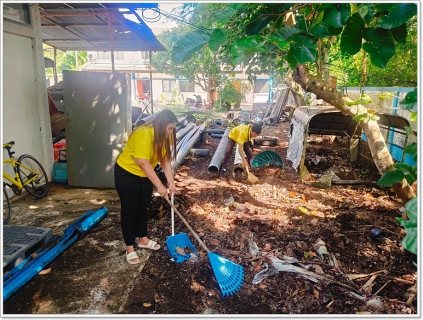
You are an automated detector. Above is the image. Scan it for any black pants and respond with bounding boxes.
[114,162,153,246]
[221,138,253,171]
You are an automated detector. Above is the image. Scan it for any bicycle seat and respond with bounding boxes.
[3,141,14,148]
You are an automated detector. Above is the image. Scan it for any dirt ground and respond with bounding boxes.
[2,116,418,316]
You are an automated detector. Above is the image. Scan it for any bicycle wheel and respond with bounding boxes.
[17,154,49,199]
[3,186,11,224]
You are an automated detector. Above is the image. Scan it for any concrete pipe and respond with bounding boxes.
[207,129,229,174]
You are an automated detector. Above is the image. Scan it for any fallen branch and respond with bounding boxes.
[360,274,378,291]
[373,280,392,296]
[390,277,416,285]
[346,270,387,281]
[331,180,376,185]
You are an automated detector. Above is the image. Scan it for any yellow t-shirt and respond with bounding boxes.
[228,124,252,145]
[117,125,159,177]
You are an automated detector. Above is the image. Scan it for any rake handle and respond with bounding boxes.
[164,197,209,253]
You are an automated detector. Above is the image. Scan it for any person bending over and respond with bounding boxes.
[114,109,177,264]
[220,123,262,177]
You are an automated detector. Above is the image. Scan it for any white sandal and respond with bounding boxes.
[126,251,140,264]
[138,239,160,251]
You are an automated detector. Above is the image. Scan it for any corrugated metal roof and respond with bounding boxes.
[38,3,165,52]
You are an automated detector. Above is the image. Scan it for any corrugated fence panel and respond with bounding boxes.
[343,87,416,165]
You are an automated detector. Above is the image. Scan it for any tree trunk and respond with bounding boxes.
[292,64,416,205]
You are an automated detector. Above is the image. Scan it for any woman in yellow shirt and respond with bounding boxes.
[114,109,178,264]
[220,123,262,177]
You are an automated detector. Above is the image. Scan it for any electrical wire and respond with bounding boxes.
[139,7,211,32]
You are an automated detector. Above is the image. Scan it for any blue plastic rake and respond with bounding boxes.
[164,197,244,298]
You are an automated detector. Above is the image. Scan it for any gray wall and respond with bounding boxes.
[64,71,132,188]
[3,4,53,198]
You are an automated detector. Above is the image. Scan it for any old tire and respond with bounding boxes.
[253,136,280,146]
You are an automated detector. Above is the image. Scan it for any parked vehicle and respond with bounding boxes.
[185,94,203,108]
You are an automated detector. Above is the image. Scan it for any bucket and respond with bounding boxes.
[53,147,60,162]
[55,147,68,183]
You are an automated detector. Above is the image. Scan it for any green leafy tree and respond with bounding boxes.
[328,16,417,87]
[44,45,87,75]
[170,3,417,205]
[152,4,236,104]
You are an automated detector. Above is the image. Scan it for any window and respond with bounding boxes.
[179,80,195,92]
[97,51,124,60]
[254,80,269,93]
[162,80,176,92]
[3,3,31,25]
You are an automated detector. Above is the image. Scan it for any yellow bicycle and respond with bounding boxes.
[3,141,49,224]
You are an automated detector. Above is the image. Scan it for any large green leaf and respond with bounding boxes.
[245,16,273,36]
[231,36,266,65]
[356,3,374,24]
[309,23,332,38]
[323,3,351,28]
[378,3,417,29]
[396,197,417,255]
[286,46,298,69]
[377,170,405,187]
[215,7,237,24]
[363,28,395,68]
[328,26,343,36]
[209,29,227,52]
[267,35,290,51]
[362,27,376,42]
[291,36,317,64]
[391,24,408,44]
[374,3,396,12]
[399,88,417,110]
[405,172,418,185]
[227,3,244,10]
[171,31,210,64]
[276,25,302,40]
[394,163,416,175]
[404,142,417,155]
[340,13,365,55]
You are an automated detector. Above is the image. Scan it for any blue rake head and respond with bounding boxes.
[166,233,198,264]
[207,251,244,298]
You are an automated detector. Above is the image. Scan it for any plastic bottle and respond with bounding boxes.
[53,147,68,183]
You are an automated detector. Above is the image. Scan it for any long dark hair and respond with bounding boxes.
[144,109,177,164]
[130,109,177,163]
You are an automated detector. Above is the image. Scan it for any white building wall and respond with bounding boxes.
[3,4,54,194]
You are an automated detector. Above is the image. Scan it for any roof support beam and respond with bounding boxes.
[41,23,121,28]
[42,15,101,49]
[108,12,115,72]
[40,11,110,17]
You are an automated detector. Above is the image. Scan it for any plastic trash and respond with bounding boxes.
[370,228,386,239]
[248,233,259,258]
[252,263,279,284]
[189,253,198,263]
[224,197,234,206]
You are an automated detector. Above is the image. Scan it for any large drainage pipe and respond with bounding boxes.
[207,128,229,175]
[172,123,206,172]
[232,144,245,176]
